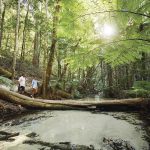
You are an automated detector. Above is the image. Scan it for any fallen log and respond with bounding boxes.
[0,88,149,111]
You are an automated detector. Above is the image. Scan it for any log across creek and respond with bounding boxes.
[0,88,149,111]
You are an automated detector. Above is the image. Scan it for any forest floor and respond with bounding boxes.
[0,56,42,79]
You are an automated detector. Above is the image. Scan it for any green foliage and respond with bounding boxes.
[124,81,150,98]
[124,89,150,98]
[0,76,14,87]
[0,0,150,98]
[100,0,150,67]
[132,81,150,90]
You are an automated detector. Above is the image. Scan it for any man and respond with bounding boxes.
[18,74,26,94]
[31,77,38,98]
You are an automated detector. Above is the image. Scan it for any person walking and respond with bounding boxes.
[18,74,26,94]
[31,76,38,98]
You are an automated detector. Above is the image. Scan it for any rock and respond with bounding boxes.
[102,137,135,150]
[0,131,19,141]
[26,132,39,138]
[23,139,95,150]
[0,84,10,91]
[10,85,18,92]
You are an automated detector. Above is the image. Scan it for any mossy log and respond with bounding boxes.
[0,88,149,111]
[48,89,73,100]
[56,90,73,99]
[0,67,12,78]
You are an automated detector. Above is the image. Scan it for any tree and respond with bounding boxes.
[0,0,6,48]
[20,3,29,61]
[44,0,61,96]
[0,0,149,99]
[12,0,20,80]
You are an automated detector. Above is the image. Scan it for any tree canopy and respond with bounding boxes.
[0,0,149,98]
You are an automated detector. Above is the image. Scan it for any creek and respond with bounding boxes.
[0,107,149,150]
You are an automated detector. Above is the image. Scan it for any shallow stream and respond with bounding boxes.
[0,110,150,150]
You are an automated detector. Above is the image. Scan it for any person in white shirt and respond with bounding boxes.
[18,74,26,94]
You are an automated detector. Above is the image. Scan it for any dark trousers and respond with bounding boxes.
[18,85,25,93]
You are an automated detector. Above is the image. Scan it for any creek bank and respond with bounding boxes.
[0,131,137,150]
[23,137,136,150]
[0,131,19,141]
[0,99,29,122]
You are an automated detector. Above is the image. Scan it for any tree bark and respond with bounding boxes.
[0,0,2,15]
[12,0,20,80]
[32,31,40,67]
[0,3,6,48]
[42,0,50,98]
[141,52,147,80]
[20,3,29,61]
[106,65,114,97]
[5,33,9,50]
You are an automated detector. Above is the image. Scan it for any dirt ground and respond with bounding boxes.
[0,99,28,123]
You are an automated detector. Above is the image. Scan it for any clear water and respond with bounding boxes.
[0,110,149,150]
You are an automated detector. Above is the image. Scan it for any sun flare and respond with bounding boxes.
[102,24,116,37]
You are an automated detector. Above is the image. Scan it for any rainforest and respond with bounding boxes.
[0,0,150,150]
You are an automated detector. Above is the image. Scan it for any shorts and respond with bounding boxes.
[32,88,38,94]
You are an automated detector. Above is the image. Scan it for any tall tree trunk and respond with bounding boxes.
[107,65,113,97]
[100,60,105,90]
[141,52,147,80]
[32,31,40,67]
[42,0,50,98]
[107,65,113,87]
[12,0,20,80]
[45,0,61,96]
[20,4,29,61]
[42,39,48,97]
[56,47,62,81]
[0,0,2,15]
[0,0,3,45]
[0,3,6,48]
[125,65,130,89]
[62,63,68,89]
[57,57,61,80]
[5,33,9,50]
